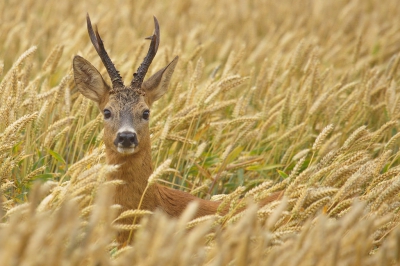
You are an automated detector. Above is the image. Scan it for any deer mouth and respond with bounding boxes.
[116,145,137,155]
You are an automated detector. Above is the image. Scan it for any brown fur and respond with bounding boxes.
[105,138,218,244]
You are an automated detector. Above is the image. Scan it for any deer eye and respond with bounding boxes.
[103,109,112,119]
[142,110,150,120]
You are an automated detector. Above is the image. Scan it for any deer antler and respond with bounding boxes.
[130,16,160,89]
[86,13,124,88]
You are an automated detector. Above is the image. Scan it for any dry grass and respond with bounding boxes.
[1,0,400,265]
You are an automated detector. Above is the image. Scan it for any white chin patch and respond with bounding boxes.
[117,147,136,154]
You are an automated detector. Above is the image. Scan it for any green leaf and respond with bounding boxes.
[277,170,289,179]
[225,146,244,164]
[237,168,244,185]
[48,149,66,164]
[246,164,284,171]
[33,173,55,181]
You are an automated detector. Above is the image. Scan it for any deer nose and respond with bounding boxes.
[115,131,138,148]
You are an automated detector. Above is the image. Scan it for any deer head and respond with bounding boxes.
[73,14,178,156]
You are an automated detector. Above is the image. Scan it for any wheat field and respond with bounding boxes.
[1,0,400,265]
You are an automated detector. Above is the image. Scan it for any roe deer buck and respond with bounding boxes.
[73,14,282,244]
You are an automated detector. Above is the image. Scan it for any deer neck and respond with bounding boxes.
[104,142,221,217]
[105,142,159,211]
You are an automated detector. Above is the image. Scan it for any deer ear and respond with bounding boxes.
[73,55,109,104]
[142,56,178,106]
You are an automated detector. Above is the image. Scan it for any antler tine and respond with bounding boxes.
[86,13,124,88]
[130,16,160,89]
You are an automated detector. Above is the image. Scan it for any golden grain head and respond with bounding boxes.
[1,0,400,264]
